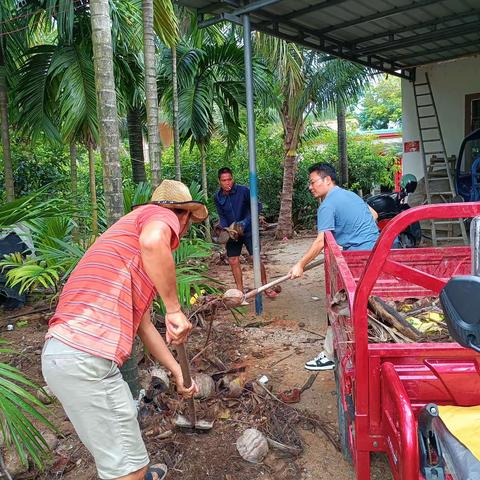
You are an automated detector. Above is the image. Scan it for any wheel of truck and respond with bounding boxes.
[334,362,352,463]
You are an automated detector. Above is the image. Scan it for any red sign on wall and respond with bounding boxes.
[403,141,420,152]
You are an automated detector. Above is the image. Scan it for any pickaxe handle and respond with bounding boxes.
[244,257,325,300]
[176,343,197,427]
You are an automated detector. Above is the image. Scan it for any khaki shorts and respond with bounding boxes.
[41,338,149,479]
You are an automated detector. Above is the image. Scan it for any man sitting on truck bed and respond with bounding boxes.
[289,162,379,371]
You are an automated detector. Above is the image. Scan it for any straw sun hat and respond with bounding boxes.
[150,180,208,223]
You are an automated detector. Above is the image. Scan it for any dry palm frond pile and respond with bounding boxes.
[367,296,451,344]
[133,309,340,480]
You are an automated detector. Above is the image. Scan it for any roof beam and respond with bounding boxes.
[263,14,407,70]
[356,21,480,56]
[231,0,286,16]
[255,21,413,79]
[403,49,480,68]
[394,39,480,61]
[317,0,442,34]
[350,9,480,47]
[197,0,239,13]
[198,11,243,27]
[267,0,350,22]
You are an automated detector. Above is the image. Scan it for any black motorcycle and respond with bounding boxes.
[366,175,422,248]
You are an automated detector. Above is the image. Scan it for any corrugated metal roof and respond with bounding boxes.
[176,0,480,79]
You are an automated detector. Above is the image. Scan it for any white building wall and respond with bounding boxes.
[402,55,480,180]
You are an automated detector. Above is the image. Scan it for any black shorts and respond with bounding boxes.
[226,236,255,257]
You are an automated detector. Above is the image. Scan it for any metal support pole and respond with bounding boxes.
[471,216,480,276]
[242,14,263,315]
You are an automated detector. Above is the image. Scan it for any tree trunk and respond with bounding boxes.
[88,142,99,237]
[199,142,211,242]
[70,143,78,200]
[90,0,124,226]
[172,45,181,181]
[127,108,147,184]
[337,96,348,187]
[143,0,162,188]
[275,117,298,239]
[0,48,15,202]
[70,143,79,240]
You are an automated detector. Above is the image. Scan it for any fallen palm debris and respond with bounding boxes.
[367,296,451,343]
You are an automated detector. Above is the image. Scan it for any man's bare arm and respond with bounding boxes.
[368,205,378,221]
[137,311,196,396]
[289,231,325,278]
[139,220,191,344]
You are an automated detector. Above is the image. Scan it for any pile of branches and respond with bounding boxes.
[367,296,451,344]
[140,307,340,478]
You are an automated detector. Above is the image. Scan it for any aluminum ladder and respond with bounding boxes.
[413,72,468,246]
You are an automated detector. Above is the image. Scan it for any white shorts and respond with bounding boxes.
[41,337,149,479]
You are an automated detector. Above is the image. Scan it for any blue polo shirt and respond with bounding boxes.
[317,186,379,250]
[214,184,261,237]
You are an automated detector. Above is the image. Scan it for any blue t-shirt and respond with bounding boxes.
[317,186,379,251]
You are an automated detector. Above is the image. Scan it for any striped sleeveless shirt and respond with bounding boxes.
[47,205,180,366]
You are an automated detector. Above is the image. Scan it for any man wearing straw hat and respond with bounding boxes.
[42,180,208,480]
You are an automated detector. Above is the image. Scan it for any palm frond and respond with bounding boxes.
[0,342,56,470]
[153,0,178,47]
[0,254,59,293]
[0,189,76,229]
[49,43,98,144]
[124,182,153,212]
[14,44,61,142]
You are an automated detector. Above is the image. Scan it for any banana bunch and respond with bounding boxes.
[406,311,445,334]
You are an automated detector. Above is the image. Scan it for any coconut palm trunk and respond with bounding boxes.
[90,0,124,225]
[337,96,348,187]
[0,47,14,202]
[127,108,147,184]
[70,143,78,200]
[276,113,300,239]
[199,141,211,242]
[87,142,99,236]
[143,0,162,187]
[70,143,79,240]
[172,45,181,181]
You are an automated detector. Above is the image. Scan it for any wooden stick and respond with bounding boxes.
[300,373,318,393]
[300,327,325,338]
[244,258,325,300]
[175,344,197,428]
[6,307,52,320]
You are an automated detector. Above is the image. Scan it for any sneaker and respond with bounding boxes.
[145,464,167,480]
[304,351,335,371]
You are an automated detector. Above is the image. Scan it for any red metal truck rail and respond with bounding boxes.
[325,202,480,480]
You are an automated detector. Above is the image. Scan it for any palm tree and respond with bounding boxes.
[256,37,371,238]
[141,0,178,188]
[337,96,348,186]
[0,46,14,202]
[142,0,162,187]
[172,44,181,180]
[15,41,101,234]
[159,37,271,240]
[89,0,124,225]
[0,0,27,202]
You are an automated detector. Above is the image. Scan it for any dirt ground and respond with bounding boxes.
[0,234,392,480]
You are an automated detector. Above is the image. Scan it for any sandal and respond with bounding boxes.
[265,289,279,298]
[145,463,167,480]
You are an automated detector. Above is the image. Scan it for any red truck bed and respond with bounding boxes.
[325,203,480,480]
